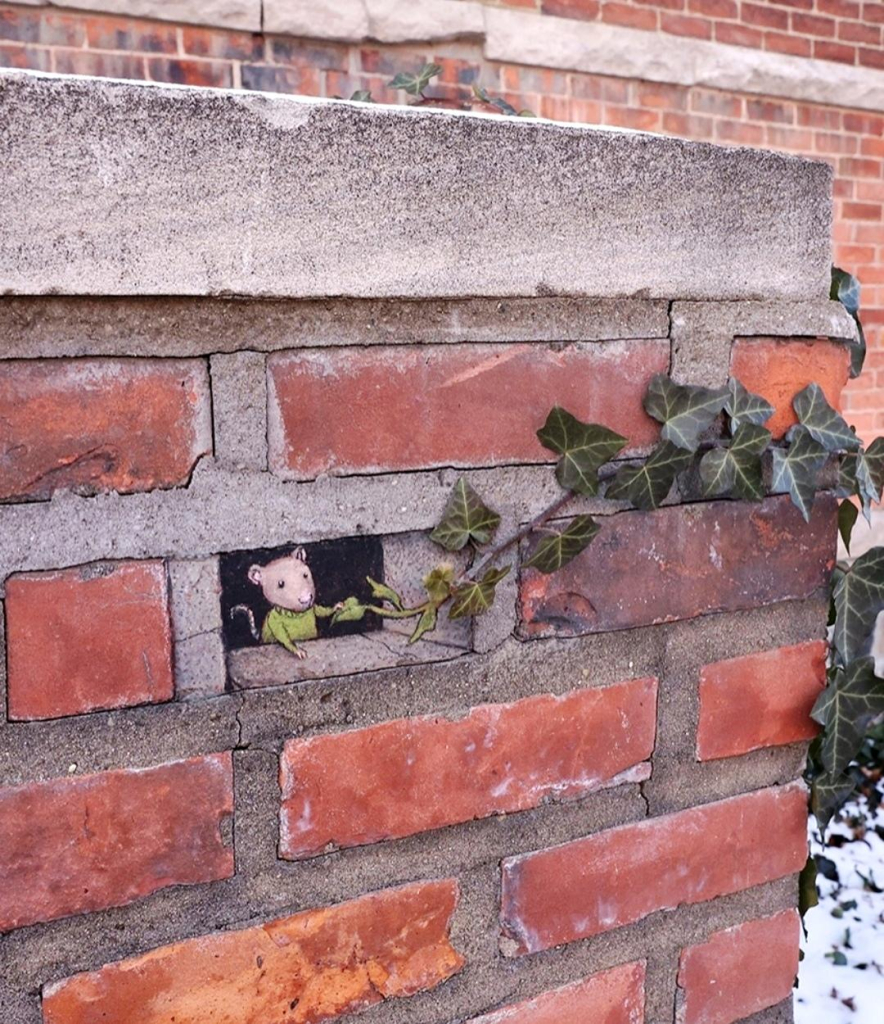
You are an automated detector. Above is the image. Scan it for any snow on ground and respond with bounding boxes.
[795,796,884,1024]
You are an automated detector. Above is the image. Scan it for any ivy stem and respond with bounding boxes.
[366,604,427,620]
[462,489,576,582]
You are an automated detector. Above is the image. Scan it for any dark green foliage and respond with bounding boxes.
[812,659,884,776]
[699,423,770,500]
[606,441,693,510]
[793,383,860,453]
[389,63,442,96]
[770,426,828,521]
[523,515,600,573]
[832,547,884,665]
[644,374,727,451]
[831,266,865,378]
[449,567,510,619]
[536,407,627,495]
[430,478,501,551]
[724,378,774,432]
[838,500,859,554]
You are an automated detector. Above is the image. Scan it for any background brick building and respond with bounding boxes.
[1,0,882,440]
[3,2,877,441]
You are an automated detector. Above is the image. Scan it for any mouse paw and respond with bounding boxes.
[295,648,308,660]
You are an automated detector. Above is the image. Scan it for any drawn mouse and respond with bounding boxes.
[230,547,343,659]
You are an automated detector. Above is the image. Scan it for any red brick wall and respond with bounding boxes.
[1,0,881,430]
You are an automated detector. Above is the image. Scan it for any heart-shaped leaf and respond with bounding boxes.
[725,378,775,432]
[389,63,442,96]
[536,407,628,495]
[449,566,510,619]
[831,266,865,379]
[794,383,860,453]
[423,564,455,605]
[841,438,884,521]
[832,547,884,664]
[812,658,884,775]
[770,426,827,521]
[523,515,601,574]
[839,500,859,554]
[811,770,858,831]
[408,605,438,645]
[699,423,771,500]
[644,374,727,452]
[430,478,501,551]
[606,441,693,510]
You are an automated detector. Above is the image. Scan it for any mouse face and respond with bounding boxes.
[248,547,316,612]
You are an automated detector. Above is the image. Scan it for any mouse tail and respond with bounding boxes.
[230,604,260,641]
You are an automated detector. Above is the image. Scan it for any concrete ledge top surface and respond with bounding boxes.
[0,71,832,301]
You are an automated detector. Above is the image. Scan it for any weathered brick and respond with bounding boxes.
[467,961,646,1023]
[42,880,464,1024]
[6,561,174,720]
[500,782,807,954]
[677,910,800,1024]
[0,358,211,502]
[0,754,233,933]
[280,678,658,859]
[730,337,851,439]
[519,496,836,638]
[268,342,667,479]
[697,640,827,761]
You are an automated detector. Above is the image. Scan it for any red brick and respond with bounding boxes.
[678,911,800,1024]
[765,30,812,56]
[690,90,743,117]
[0,8,83,46]
[6,561,173,720]
[746,98,794,123]
[637,81,689,109]
[42,880,464,1024]
[280,679,658,859]
[839,20,881,44]
[499,783,807,953]
[662,111,715,139]
[715,22,764,46]
[697,641,827,761]
[715,120,765,145]
[268,36,349,71]
[814,39,857,63]
[83,14,177,53]
[601,1,659,28]
[844,201,883,220]
[859,46,884,67]
[519,496,835,638]
[53,49,146,79]
[0,41,51,70]
[542,0,601,19]
[182,25,263,60]
[0,359,211,502]
[865,1,884,24]
[689,0,737,17]
[793,12,837,36]
[241,62,322,95]
[604,105,662,130]
[467,962,646,1023]
[661,13,714,38]
[146,57,233,88]
[268,342,666,479]
[730,337,851,437]
[0,754,233,933]
[844,111,884,134]
[798,104,842,128]
[742,2,789,28]
[819,0,861,16]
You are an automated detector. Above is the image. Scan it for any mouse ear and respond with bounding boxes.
[247,565,263,585]
[293,546,308,563]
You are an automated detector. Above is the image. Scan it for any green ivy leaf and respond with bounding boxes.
[606,441,693,510]
[725,378,775,432]
[832,547,884,664]
[408,605,438,645]
[389,63,442,96]
[793,383,860,453]
[644,374,728,452]
[831,266,865,379]
[423,564,455,605]
[366,575,403,610]
[492,96,519,116]
[449,566,510,619]
[536,407,628,495]
[839,500,859,554]
[331,595,368,625]
[523,515,601,574]
[349,89,374,103]
[698,423,771,500]
[842,438,884,521]
[770,426,828,521]
[811,658,884,775]
[811,770,858,831]
[799,855,819,919]
[430,478,501,551]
